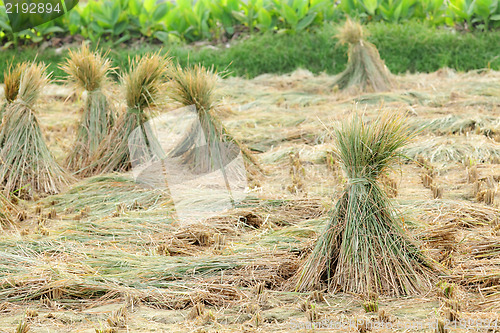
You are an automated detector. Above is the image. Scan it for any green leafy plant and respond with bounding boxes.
[473,0,499,30]
[2,0,500,47]
[129,0,172,42]
[209,0,240,37]
[379,0,417,23]
[414,0,447,26]
[273,0,318,31]
[232,0,264,33]
[447,0,476,28]
[164,0,212,42]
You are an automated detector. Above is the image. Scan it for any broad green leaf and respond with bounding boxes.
[0,18,12,31]
[153,30,169,43]
[144,0,156,12]
[232,10,248,23]
[393,0,403,22]
[293,0,308,18]
[361,0,380,15]
[296,11,317,30]
[153,3,169,21]
[40,25,65,34]
[282,3,299,26]
[114,33,131,45]
[128,0,141,16]
[114,20,128,35]
[257,7,272,30]
[111,5,120,25]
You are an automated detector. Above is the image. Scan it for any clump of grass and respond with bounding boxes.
[362,299,378,313]
[477,188,495,205]
[444,307,459,322]
[213,233,226,251]
[0,62,73,199]
[378,309,394,323]
[188,302,205,320]
[167,64,261,174]
[87,53,171,175]
[422,173,433,188]
[309,290,326,303]
[466,161,478,183]
[437,281,455,299]
[61,44,116,173]
[295,112,434,295]
[431,183,443,199]
[305,303,319,322]
[362,292,379,312]
[107,306,127,328]
[287,151,306,194]
[333,19,392,92]
[15,320,30,333]
[435,319,448,333]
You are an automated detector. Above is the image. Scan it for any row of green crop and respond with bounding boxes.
[1,0,500,47]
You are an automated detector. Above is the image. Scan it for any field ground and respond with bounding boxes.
[0,68,500,332]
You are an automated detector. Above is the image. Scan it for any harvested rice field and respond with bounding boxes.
[1,68,500,332]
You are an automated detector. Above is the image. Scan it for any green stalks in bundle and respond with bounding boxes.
[0,62,73,199]
[333,19,392,92]
[61,44,116,173]
[167,64,261,174]
[295,112,434,296]
[87,53,171,175]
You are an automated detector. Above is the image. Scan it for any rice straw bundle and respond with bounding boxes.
[295,112,434,296]
[61,44,116,173]
[333,19,392,92]
[167,64,261,173]
[87,53,171,175]
[0,63,73,199]
[1,62,27,120]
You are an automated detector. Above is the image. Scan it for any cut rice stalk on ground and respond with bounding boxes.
[86,53,171,175]
[332,19,393,92]
[294,112,436,295]
[0,62,73,199]
[61,44,116,173]
[404,135,500,163]
[0,193,17,227]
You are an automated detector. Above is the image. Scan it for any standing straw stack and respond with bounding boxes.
[333,19,392,92]
[295,112,434,296]
[88,53,171,175]
[0,63,73,199]
[61,44,116,173]
[167,64,261,173]
[1,62,28,120]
